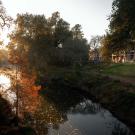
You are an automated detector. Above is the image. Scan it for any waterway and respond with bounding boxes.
[0,73,134,135]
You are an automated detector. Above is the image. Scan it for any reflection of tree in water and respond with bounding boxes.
[43,87,103,115]
[14,73,47,135]
[17,74,40,114]
[70,99,103,115]
[18,74,104,135]
[35,97,67,134]
[41,87,134,135]
[43,87,85,113]
[111,122,133,135]
[17,73,67,135]
[11,73,134,135]
[22,96,68,135]
[41,87,105,135]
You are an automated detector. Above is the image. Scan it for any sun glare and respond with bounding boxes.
[0,74,17,104]
[0,74,11,88]
[0,28,10,49]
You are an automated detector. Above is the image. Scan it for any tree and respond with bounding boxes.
[0,0,12,29]
[0,0,12,49]
[71,24,84,39]
[8,12,89,82]
[108,0,135,52]
[100,34,112,61]
[89,36,102,61]
[89,36,102,50]
[56,37,89,66]
[8,13,47,68]
[53,18,72,46]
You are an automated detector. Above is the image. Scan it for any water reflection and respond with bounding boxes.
[43,88,85,113]
[0,74,16,104]
[0,72,134,135]
[111,122,133,135]
[70,99,103,115]
[24,97,65,135]
[38,88,133,135]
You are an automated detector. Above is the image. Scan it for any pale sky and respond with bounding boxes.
[2,0,113,41]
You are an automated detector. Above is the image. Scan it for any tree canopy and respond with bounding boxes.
[8,12,89,79]
[102,0,135,56]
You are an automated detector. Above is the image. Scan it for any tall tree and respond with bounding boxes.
[71,24,84,39]
[89,36,102,61]
[89,36,102,50]
[0,0,12,48]
[100,34,112,61]
[8,12,89,81]
[53,18,72,46]
[108,0,135,52]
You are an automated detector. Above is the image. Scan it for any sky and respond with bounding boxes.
[2,0,113,41]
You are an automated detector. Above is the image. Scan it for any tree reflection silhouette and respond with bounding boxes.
[42,87,103,115]
[9,72,134,135]
[111,122,133,135]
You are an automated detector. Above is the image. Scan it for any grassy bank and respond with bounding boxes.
[102,63,135,78]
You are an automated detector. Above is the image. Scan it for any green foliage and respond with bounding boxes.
[100,34,114,61]
[102,63,135,78]
[71,24,84,39]
[106,0,135,52]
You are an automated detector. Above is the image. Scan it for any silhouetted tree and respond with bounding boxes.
[107,0,135,53]
[71,24,84,39]
[0,0,12,29]
[8,12,89,82]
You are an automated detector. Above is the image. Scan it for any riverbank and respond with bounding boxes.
[102,63,135,78]
[80,75,135,132]
[0,65,134,134]
[41,66,135,132]
[100,63,135,86]
[0,95,36,135]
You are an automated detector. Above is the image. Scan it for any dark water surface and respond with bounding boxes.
[0,74,134,135]
[39,94,133,135]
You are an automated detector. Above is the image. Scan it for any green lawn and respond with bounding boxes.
[102,63,135,78]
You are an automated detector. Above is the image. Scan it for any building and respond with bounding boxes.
[112,50,135,63]
[89,49,102,63]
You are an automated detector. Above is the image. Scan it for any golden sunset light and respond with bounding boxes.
[0,0,134,135]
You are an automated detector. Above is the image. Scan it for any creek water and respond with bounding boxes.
[0,74,134,135]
